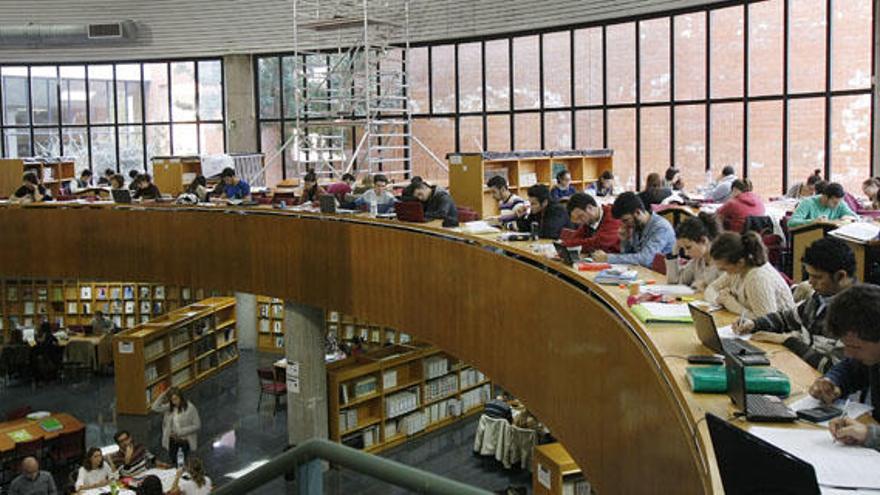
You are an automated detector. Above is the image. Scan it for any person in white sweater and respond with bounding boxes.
[707,231,795,319]
[75,447,116,491]
[151,387,201,465]
[665,212,723,292]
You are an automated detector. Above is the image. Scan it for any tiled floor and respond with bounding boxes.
[0,349,531,494]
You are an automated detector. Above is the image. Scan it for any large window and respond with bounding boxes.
[0,59,225,176]
[256,0,875,193]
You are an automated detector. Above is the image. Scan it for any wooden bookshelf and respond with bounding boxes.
[113,297,237,415]
[328,343,491,453]
[0,279,213,345]
[151,156,202,196]
[533,443,591,495]
[447,150,614,218]
[23,158,76,196]
[256,296,285,353]
[0,158,24,199]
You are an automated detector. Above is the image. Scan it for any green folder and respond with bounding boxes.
[7,429,33,442]
[686,365,791,396]
[38,417,63,432]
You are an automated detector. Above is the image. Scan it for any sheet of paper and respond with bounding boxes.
[638,302,691,318]
[460,221,501,234]
[831,222,880,243]
[640,284,696,296]
[822,487,880,495]
[749,426,880,490]
[716,324,752,341]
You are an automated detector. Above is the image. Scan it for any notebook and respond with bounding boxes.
[7,429,33,442]
[630,302,693,323]
[39,417,63,432]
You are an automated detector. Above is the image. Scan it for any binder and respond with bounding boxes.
[686,365,791,396]
[631,303,693,323]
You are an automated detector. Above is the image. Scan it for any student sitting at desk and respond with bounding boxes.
[734,237,853,372]
[8,457,57,495]
[12,172,52,203]
[786,169,823,200]
[217,167,251,200]
[550,170,576,202]
[664,166,684,191]
[110,174,126,190]
[787,182,857,228]
[75,447,116,491]
[638,172,672,207]
[132,174,161,201]
[862,178,880,210]
[587,170,616,197]
[327,173,356,201]
[486,176,528,226]
[514,184,570,239]
[716,178,765,233]
[411,179,459,227]
[110,430,163,477]
[32,321,62,382]
[179,175,211,203]
[706,232,794,318]
[707,165,737,203]
[69,169,94,194]
[127,169,139,190]
[90,310,115,335]
[295,171,327,205]
[354,173,396,213]
[96,168,114,186]
[592,192,675,267]
[665,212,722,291]
[809,284,880,449]
[560,192,621,253]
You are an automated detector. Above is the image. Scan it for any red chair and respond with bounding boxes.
[5,406,32,421]
[651,253,667,275]
[257,368,286,415]
[457,207,480,223]
[47,427,85,470]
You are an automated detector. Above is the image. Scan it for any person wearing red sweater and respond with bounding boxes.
[717,178,766,233]
[560,192,622,253]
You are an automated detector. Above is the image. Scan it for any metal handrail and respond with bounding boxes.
[213,438,493,495]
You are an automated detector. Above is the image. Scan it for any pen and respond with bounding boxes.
[833,398,850,444]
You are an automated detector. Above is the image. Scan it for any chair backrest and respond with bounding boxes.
[651,253,667,275]
[14,437,43,458]
[457,207,480,223]
[5,405,32,421]
[257,368,276,383]
[744,215,774,235]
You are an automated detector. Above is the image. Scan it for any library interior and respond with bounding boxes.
[0,0,879,494]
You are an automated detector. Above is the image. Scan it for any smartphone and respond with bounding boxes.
[796,405,843,423]
[687,354,725,365]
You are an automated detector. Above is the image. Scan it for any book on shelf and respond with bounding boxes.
[273,321,282,334]
[6,287,17,301]
[139,286,151,299]
[96,287,107,300]
[37,288,48,301]
[353,376,378,398]
[80,286,91,300]
[110,287,121,300]
[386,388,419,418]
[274,337,284,348]
[382,370,398,390]
[259,305,269,318]
[124,286,134,300]
[338,409,358,432]
[112,315,122,328]
[423,355,449,380]
[344,325,355,339]
[329,311,339,322]
[124,301,136,314]
[358,327,369,341]
[23,302,34,315]
[259,319,270,334]
[399,333,411,344]
[181,288,191,300]
[81,302,91,315]
[51,287,63,302]
[126,316,135,328]
[154,286,165,300]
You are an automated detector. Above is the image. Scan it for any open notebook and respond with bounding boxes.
[631,302,693,323]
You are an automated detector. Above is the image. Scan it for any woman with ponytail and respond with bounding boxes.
[706,232,795,318]
[666,212,722,291]
[786,169,823,199]
[170,456,211,495]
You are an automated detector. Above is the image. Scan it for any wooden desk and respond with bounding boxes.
[64,333,113,370]
[0,412,84,453]
[790,220,842,281]
[829,233,880,285]
[0,201,847,494]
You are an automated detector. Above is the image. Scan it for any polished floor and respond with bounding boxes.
[0,349,531,494]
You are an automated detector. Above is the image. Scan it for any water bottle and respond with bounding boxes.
[369,198,378,217]
[110,480,119,495]
[530,222,540,241]
[176,448,185,468]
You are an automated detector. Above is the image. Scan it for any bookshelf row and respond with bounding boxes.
[113,297,238,415]
[0,157,76,198]
[0,278,222,345]
[328,342,492,453]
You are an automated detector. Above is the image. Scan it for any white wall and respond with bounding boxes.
[0,0,731,63]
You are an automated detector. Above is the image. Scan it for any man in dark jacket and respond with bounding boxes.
[412,180,459,227]
[515,184,570,240]
[734,237,854,373]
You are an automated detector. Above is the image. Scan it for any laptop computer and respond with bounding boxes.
[111,189,132,204]
[706,413,820,494]
[394,201,426,223]
[319,195,337,214]
[688,304,769,366]
[726,352,797,422]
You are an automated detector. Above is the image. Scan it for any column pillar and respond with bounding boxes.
[283,302,328,446]
[234,292,257,350]
[223,54,257,153]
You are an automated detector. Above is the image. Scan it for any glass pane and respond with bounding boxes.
[486,115,510,152]
[199,123,224,155]
[607,23,636,104]
[607,108,636,190]
[710,6,744,99]
[640,106,670,181]
[3,129,30,158]
[513,35,540,110]
[171,62,196,121]
[431,45,455,113]
[260,123,283,186]
[748,0,783,96]
[62,127,89,175]
[485,40,510,111]
[409,47,429,114]
[574,27,603,106]
[459,116,483,153]
[116,64,143,124]
[33,128,60,158]
[31,66,58,125]
[640,18,670,103]
[257,57,281,119]
[514,113,540,149]
[119,126,144,175]
[674,104,707,189]
[575,110,603,149]
[90,127,117,172]
[2,67,29,126]
[198,60,223,121]
[788,0,826,94]
[458,42,482,113]
[146,124,170,162]
[748,100,783,197]
[88,65,115,124]
[831,0,872,91]
[60,66,87,125]
[710,102,743,176]
[172,123,198,155]
[544,111,572,150]
[787,98,825,187]
[412,118,454,182]
[674,13,706,101]
[830,95,871,194]
[543,31,571,108]
[144,63,169,123]
[282,56,298,120]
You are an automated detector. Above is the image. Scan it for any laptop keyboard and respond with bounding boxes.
[723,338,764,356]
[747,394,796,420]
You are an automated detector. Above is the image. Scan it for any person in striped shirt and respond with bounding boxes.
[487,176,528,227]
